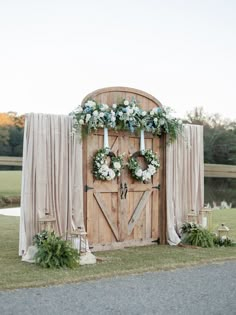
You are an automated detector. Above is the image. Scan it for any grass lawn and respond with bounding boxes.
[0,170,21,197]
[212,208,236,240]
[0,212,236,291]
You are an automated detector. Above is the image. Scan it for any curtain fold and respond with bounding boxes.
[166,124,204,245]
[19,113,84,255]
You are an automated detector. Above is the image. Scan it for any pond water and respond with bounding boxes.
[0,207,20,216]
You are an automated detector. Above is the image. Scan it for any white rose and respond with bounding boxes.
[111,116,116,122]
[85,114,91,122]
[102,104,109,110]
[135,168,143,177]
[142,111,147,116]
[107,169,115,180]
[99,112,104,118]
[124,100,129,106]
[93,110,99,116]
[150,110,155,116]
[154,118,158,123]
[77,106,83,113]
[79,119,84,125]
[118,111,123,117]
[112,104,117,109]
[113,162,121,170]
[148,164,156,175]
[86,100,96,107]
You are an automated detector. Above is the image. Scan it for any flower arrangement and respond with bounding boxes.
[127,149,160,182]
[72,98,182,142]
[93,147,124,181]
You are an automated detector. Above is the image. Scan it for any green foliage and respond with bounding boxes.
[213,235,233,247]
[34,231,79,269]
[181,223,215,248]
[33,230,49,247]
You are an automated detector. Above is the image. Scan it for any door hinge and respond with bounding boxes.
[84,185,94,192]
[152,184,160,190]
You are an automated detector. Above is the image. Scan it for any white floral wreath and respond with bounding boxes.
[127,149,160,182]
[93,147,124,181]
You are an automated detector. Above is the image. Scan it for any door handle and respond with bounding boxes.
[124,183,128,199]
[120,183,128,199]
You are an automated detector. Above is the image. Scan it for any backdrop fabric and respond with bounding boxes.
[166,124,204,245]
[19,113,84,255]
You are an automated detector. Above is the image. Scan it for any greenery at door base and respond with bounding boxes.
[33,230,80,269]
[72,98,183,142]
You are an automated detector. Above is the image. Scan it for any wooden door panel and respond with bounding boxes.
[83,87,166,247]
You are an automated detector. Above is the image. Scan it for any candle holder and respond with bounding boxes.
[70,227,88,254]
[199,207,212,229]
[38,212,56,232]
[187,209,198,224]
[217,223,230,238]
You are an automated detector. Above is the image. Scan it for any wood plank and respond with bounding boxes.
[128,190,152,235]
[0,156,22,166]
[204,164,236,178]
[94,192,119,241]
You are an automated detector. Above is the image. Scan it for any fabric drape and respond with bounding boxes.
[166,124,204,245]
[19,113,84,255]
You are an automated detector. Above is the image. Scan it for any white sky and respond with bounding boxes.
[0,0,236,119]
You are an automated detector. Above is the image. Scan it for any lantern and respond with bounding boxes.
[187,209,198,224]
[199,208,212,229]
[217,224,230,238]
[70,227,88,254]
[38,212,56,232]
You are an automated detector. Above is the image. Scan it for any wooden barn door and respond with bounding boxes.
[82,87,166,248]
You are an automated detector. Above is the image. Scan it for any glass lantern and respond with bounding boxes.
[70,227,88,254]
[187,209,198,224]
[217,223,230,238]
[199,208,212,229]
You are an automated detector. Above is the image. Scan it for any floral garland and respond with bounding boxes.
[72,98,183,142]
[127,149,160,182]
[93,147,124,181]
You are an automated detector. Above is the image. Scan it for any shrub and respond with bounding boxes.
[33,231,79,269]
[181,223,214,248]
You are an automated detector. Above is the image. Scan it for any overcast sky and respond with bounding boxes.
[0,0,236,119]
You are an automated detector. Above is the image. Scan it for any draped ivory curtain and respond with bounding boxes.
[19,113,84,255]
[166,124,204,245]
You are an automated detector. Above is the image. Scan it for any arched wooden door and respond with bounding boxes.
[82,87,167,249]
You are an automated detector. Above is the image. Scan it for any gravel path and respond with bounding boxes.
[0,261,236,315]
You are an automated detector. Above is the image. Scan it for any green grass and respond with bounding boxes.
[0,170,21,197]
[0,213,236,291]
[212,208,236,240]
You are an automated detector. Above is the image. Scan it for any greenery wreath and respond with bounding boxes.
[127,149,160,182]
[93,147,124,181]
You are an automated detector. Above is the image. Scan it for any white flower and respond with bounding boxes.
[135,168,143,177]
[79,119,84,125]
[113,162,121,170]
[107,169,115,180]
[77,106,83,113]
[111,110,115,116]
[112,104,117,109]
[124,100,129,106]
[154,118,158,123]
[111,116,116,122]
[148,164,156,175]
[99,112,104,118]
[85,114,91,123]
[102,104,109,110]
[141,111,147,116]
[93,110,99,117]
[86,100,96,108]
[118,111,123,117]
[150,110,155,116]
[142,170,151,181]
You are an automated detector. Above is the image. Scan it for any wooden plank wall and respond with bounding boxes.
[1,157,236,178]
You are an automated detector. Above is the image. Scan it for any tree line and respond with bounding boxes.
[1,109,236,165]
